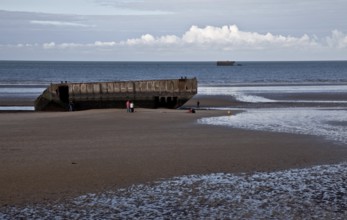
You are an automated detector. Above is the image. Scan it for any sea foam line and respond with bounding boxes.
[198,108,347,144]
[198,85,347,103]
[198,85,347,94]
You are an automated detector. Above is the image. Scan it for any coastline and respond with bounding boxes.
[2,61,347,217]
[1,102,347,207]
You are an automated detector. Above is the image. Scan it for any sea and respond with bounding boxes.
[1,61,347,218]
[1,60,347,144]
[1,60,347,106]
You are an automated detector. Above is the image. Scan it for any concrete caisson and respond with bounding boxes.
[35,78,197,111]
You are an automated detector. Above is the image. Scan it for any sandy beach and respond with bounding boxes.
[1,97,347,209]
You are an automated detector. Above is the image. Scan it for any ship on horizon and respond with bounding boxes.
[216,61,235,66]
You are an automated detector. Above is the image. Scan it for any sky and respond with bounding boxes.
[0,0,347,61]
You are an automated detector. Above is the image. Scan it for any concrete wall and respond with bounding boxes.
[68,78,197,101]
[36,78,197,111]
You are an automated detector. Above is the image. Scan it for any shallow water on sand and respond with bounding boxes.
[198,84,347,104]
[198,107,347,145]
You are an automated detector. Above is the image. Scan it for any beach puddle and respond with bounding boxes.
[1,163,347,219]
[0,106,34,111]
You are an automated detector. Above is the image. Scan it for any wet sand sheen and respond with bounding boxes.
[1,104,347,206]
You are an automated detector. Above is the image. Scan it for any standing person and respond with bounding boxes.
[69,101,74,112]
[130,102,134,112]
[197,100,200,108]
[126,100,130,112]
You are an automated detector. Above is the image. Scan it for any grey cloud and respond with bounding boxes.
[30,20,95,27]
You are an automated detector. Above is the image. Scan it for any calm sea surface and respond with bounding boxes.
[1,60,347,104]
[1,60,347,144]
[1,61,347,86]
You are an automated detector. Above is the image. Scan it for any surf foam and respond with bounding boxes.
[198,108,347,144]
[198,85,347,103]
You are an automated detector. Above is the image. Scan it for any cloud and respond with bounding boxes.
[94,41,117,47]
[30,20,94,27]
[0,0,171,16]
[43,42,86,49]
[1,24,347,61]
[3,24,347,51]
[123,34,180,46]
[326,30,347,49]
[43,42,55,49]
[116,25,326,50]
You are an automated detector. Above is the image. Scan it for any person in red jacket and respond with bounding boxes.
[126,100,130,112]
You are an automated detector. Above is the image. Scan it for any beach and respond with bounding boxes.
[1,95,347,212]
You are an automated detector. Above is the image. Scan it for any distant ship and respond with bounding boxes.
[35,78,197,111]
[216,61,235,66]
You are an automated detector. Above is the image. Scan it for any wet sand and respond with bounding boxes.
[1,99,347,207]
[0,97,35,107]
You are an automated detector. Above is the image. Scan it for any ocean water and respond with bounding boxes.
[1,60,347,143]
[1,61,345,84]
[1,60,347,106]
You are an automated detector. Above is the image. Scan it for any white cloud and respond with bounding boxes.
[4,24,347,51]
[21,24,338,51]
[42,41,118,49]
[94,41,117,47]
[1,24,347,61]
[43,42,87,49]
[124,34,155,45]
[121,34,180,46]
[118,25,325,50]
[15,43,35,48]
[326,30,347,49]
[43,42,56,49]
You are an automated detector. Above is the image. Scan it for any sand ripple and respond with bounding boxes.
[1,163,347,219]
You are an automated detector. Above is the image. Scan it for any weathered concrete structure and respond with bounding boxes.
[35,78,197,111]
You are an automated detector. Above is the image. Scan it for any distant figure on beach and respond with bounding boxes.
[188,108,196,113]
[197,100,200,108]
[130,102,134,112]
[69,101,74,112]
[126,100,130,112]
